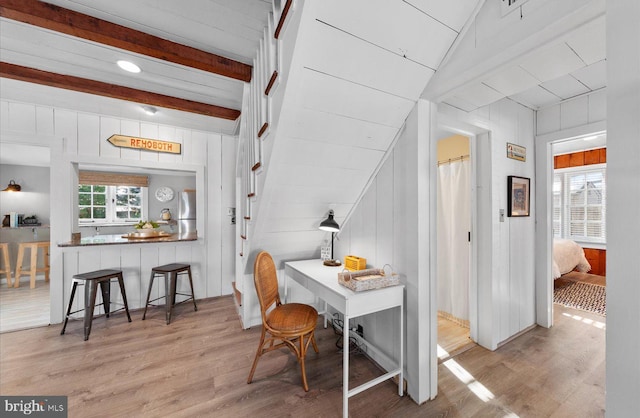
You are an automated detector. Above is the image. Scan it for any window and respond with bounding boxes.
[79,184,145,224]
[553,165,606,244]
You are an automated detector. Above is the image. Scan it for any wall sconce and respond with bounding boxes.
[2,180,21,192]
[319,210,340,266]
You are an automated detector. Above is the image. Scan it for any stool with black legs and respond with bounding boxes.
[142,263,197,325]
[61,269,132,341]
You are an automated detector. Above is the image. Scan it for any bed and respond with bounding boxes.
[552,238,592,279]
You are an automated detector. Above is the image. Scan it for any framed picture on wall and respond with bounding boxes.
[507,176,530,217]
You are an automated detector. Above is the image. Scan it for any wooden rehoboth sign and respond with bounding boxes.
[107,134,181,154]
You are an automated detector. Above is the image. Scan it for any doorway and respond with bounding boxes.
[436,134,474,357]
[0,143,51,332]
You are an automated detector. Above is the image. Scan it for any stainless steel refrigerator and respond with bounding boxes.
[177,190,196,235]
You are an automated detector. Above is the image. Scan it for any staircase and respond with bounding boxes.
[235,0,483,327]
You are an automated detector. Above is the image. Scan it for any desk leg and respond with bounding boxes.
[283,273,288,304]
[343,312,349,417]
[399,301,404,396]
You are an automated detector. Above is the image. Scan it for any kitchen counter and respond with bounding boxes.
[57,232,198,247]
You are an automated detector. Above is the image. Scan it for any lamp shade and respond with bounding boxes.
[319,210,340,232]
[2,180,21,192]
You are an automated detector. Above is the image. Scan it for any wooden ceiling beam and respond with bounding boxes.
[0,62,241,120]
[0,0,252,82]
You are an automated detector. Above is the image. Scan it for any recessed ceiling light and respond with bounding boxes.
[117,60,141,73]
[141,105,157,115]
[582,135,599,141]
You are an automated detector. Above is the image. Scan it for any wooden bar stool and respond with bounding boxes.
[15,241,50,288]
[61,269,132,341]
[143,263,197,325]
[0,243,12,287]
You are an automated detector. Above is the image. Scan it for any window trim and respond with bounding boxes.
[553,163,606,245]
[78,185,148,226]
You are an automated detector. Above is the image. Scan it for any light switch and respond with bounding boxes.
[499,209,505,222]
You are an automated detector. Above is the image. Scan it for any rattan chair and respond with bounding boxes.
[247,251,319,391]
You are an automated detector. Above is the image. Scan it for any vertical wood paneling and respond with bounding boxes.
[119,120,141,160]
[120,247,142,308]
[8,102,36,133]
[0,101,8,129]
[35,106,54,136]
[174,128,191,164]
[77,113,100,157]
[140,246,160,304]
[53,109,78,156]
[207,132,223,297]
[158,125,177,164]
[139,123,159,162]
[221,135,236,295]
[99,117,121,158]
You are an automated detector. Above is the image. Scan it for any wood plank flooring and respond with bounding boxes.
[0,296,605,417]
[0,279,49,333]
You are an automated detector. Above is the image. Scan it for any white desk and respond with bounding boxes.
[284,260,404,417]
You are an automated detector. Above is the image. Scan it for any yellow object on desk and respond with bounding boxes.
[343,255,366,271]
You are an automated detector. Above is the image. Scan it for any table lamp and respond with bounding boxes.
[319,210,340,266]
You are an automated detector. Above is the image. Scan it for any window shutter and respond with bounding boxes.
[79,171,148,187]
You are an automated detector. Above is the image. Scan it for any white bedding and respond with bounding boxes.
[552,239,592,279]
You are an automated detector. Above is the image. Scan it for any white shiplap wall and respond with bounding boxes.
[0,99,236,323]
[335,96,536,402]
[534,89,606,327]
[335,100,436,403]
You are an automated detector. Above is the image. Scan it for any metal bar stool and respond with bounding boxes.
[143,263,197,325]
[15,241,50,288]
[0,243,12,287]
[61,269,132,340]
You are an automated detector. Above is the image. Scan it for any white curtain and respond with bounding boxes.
[437,159,470,322]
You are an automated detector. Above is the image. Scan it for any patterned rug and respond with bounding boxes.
[554,281,606,316]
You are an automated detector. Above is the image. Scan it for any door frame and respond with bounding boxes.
[534,121,606,328]
[431,117,482,398]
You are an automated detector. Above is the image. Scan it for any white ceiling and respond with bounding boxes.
[0,0,273,136]
[441,14,606,112]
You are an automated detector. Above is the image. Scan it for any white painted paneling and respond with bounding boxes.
[207,131,223,297]
[455,83,505,109]
[119,120,141,160]
[0,101,8,129]
[572,59,607,90]
[8,102,36,134]
[406,0,480,32]
[520,43,584,81]
[158,125,177,164]
[53,109,78,155]
[120,247,142,308]
[337,100,434,403]
[139,123,159,162]
[77,113,100,157]
[565,15,606,66]
[221,135,236,295]
[35,106,54,136]
[304,20,434,101]
[99,117,121,158]
[297,69,414,129]
[511,86,561,109]
[588,89,607,123]
[606,1,640,412]
[541,75,590,100]
[484,65,541,97]
[316,0,457,70]
[280,108,398,152]
[560,95,589,130]
[536,104,561,135]
[43,0,271,65]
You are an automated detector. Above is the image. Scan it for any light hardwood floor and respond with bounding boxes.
[0,279,49,333]
[0,296,605,417]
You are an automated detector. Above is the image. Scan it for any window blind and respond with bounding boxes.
[553,166,606,243]
[79,171,149,187]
